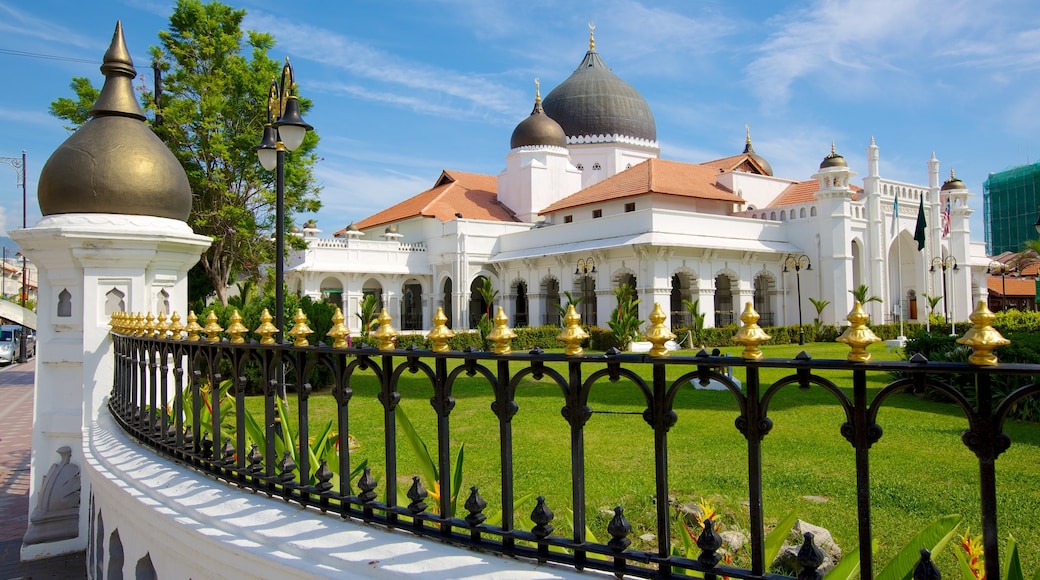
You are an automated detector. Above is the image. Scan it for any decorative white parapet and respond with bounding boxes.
[86,409,593,580]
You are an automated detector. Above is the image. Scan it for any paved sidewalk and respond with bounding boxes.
[0,361,86,579]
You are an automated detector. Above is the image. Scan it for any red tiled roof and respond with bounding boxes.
[768,180,862,207]
[699,153,768,174]
[987,276,1036,297]
[342,170,518,233]
[539,158,744,214]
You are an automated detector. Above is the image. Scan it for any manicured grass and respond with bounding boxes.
[244,342,1040,575]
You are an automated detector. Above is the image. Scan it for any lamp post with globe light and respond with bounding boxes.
[783,254,811,345]
[256,59,312,341]
[930,256,958,324]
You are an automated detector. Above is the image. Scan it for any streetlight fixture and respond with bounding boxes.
[986,261,1014,311]
[783,254,811,345]
[256,59,313,341]
[574,257,596,324]
[930,256,958,324]
[1,150,27,363]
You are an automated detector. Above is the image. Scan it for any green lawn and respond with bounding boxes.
[243,342,1040,575]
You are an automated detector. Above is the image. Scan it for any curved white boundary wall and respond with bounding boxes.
[86,409,593,579]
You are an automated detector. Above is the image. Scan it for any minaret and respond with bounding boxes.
[864,137,886,325]
[811,143,858,320]
[12,22,209,560]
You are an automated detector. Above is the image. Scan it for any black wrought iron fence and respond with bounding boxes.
[107,305,1038,579]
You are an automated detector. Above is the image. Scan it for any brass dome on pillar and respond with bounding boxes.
[37,21,192,221]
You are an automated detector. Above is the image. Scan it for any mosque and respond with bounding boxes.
[286,30,986,335]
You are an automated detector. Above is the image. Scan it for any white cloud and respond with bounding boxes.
[308,165,433,226]
[0,2,97,49]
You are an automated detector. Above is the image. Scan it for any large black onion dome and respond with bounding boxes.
[941,168,966,191]
[820,143,848,169]
[38,22,192,221]
[542,44,656,143]
[510,85,567,149]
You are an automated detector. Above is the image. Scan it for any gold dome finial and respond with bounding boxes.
[746,123,752,146]
[91,21,145,120]
[950,168,956,180]
[957,301,1010,366]
[535,78,541,102]
[831,141,836,155]
[589,21,596,50]
[836,301,881,362]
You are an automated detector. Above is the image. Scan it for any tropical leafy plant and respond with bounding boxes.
[357,293,379,337]
[849,284,882,305]
[681,298,706,346]
[554,290,583,320]
[395,405,465,516]
[875,514,962,580]
[608,284,642,349]
[809,297,831,338]
[923,293,943,317]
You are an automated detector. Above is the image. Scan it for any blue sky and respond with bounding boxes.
[2,0,1040,245]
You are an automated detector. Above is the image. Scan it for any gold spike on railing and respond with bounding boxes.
[557,304,589,356]
[957,301,1010,366]
[108,311,121,334]
[202,311,224,343]
[487,306,517,355]
[185,311,203,341]
[255,308,278,344]
[288,308,313,347]
[169,311,185,340]
[134,313,146,337]
[428,307,454,352]
[145,312,158,337]
[836,301,881,362]
[372,308,398,351]
[327,307,349,348]
[645,303,676,357]
[732,302,771,360]
[156,311,170,338]
[226,309,248,344]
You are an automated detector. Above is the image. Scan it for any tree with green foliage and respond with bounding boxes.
[49,0,321,305]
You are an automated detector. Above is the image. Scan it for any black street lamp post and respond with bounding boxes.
[256,59,312,342]
[783,254,811,345]
[574,257,596,324]
[930,256,958,324]
[986,261,1014,311]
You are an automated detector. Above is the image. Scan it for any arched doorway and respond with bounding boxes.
[753,272,775,327]
[513,280,528,327]
[320,276,343,310]
[470,276,490,328]
[714,274,734,326]
[543,277,561,326]
[402,279,423,330]
[442,278,453,328]
[576,273,598,327]
[670,272,694,327]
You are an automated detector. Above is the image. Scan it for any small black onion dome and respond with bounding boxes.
[743,129,773,176]
[941,168,966,191]
[510,89,566,149]
[820,143,848,169]
[542,43,656,142]
[37,22,191,221]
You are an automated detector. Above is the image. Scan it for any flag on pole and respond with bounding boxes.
[891,193,899,237]
[942,199,951,237]
[913,195,927,251]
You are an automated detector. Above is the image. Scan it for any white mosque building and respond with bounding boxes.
[286,31,987,335]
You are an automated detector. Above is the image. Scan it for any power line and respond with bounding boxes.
[0,48,97,65]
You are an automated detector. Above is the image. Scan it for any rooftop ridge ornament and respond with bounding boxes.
[733,302,771,360]
[957,301,1010,366]
[428,307,455,352]
[557,304,589,356]
[836,301,881,362]
[91,21,145,120]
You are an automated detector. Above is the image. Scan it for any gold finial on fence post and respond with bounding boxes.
[135,313,148,336]
[428,307,455,352]
[486,306,517,355]
[957,300,1010,366]
[108,311,120,334]
[203,311,224,342]
[557,304,589,356]
[226,309,248,344]
[169,312,185,340]
[255,308,278,344]
[372,308,398,351]
[733,302,771,360]
[156,311,170,338]
[836,301,881,362]
[288,308,314,347]
[145,312,158,337]
[185,311,203,341]
[327,307,349,348]
[645,303,676,357]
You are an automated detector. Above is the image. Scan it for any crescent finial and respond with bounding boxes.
[588,21,596,50]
